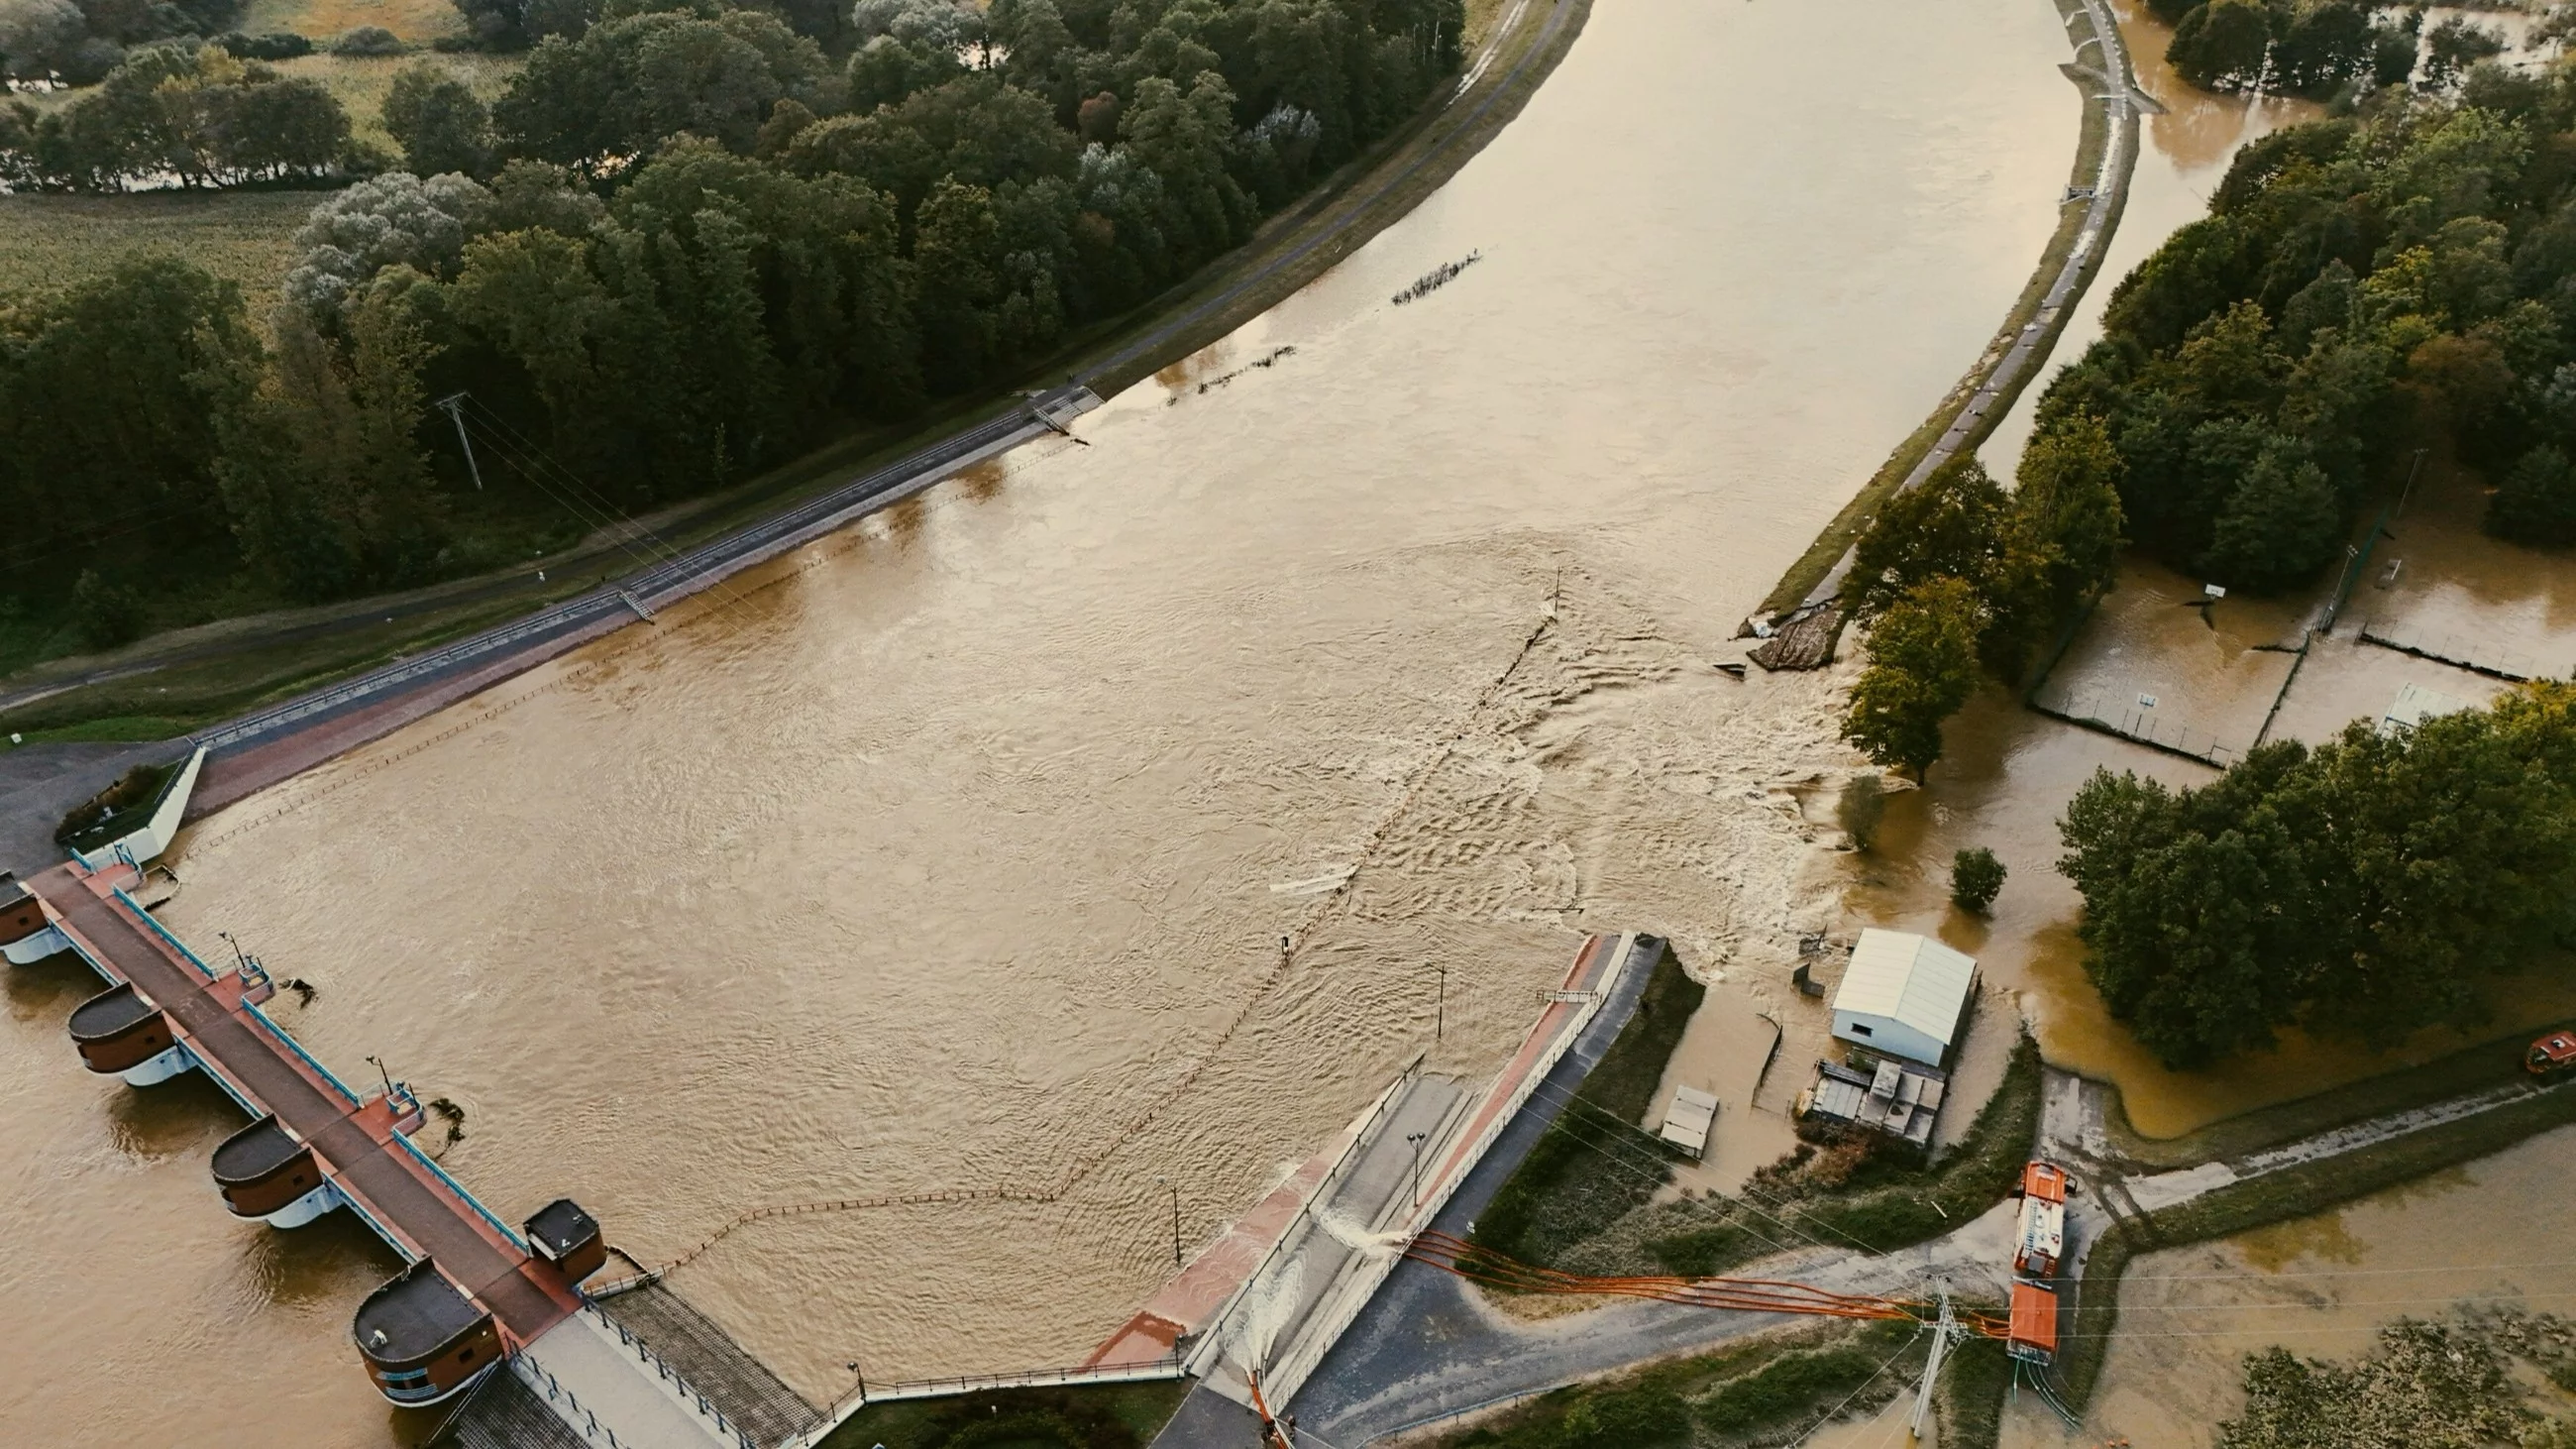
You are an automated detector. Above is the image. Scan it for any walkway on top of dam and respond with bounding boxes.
[25,856,581,1342]
[21,856,755,1449]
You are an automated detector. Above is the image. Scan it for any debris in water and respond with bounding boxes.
[1392,251,1481,306]
[280,977,317,1007]
[428,1096,467,1151]
[1715,661,1748,680]
[1168,345,1298,404]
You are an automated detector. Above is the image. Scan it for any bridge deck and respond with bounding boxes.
[27,859,578,1348]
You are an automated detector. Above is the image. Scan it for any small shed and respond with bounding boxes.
[1657,1085,1719,1160]
[1831,929,1977,1067]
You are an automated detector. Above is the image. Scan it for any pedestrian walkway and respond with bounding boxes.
[516,1307,741,1449]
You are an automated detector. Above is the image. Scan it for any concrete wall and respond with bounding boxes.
[98,745,207,865]
[1831,1010,1946,1067]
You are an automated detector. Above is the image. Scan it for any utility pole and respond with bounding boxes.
[2396,446,2428,519]
[437,392,485,491]
[1909,1292,1962,1442]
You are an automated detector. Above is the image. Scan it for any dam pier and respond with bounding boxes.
[3,850,757,1449]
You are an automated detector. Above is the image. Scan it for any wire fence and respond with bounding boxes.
[2025,683,2244,768]
[2356,620,2542,683]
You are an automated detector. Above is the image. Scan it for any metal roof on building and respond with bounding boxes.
[1834,930,1977,1050]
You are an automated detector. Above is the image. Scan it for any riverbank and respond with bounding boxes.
[0,0,1590,749]
[1757,0,2143,617]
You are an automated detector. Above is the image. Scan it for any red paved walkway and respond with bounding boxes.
[29,860,578,1346]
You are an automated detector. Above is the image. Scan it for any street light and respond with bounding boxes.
[1406,1131,1428,1209]
[216,930,247,971]
[1431,963,1447,1045]
[364,1054,393,1099]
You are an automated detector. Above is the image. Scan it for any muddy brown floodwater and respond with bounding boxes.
[2,0,2095,1442]
[2003,1123,2576,1448]
[1852,2,2576,1141]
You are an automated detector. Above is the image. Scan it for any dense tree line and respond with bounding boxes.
[2,0,1462,641]
[2058,682,2576,1070]
[2150,0,2424,101]
[1,42,355,189]
[0,0,250,85]
[2024,73,2576,586]
[1839,421,2127,779]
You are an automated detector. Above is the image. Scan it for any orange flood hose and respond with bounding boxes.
[1245,1371,1296,1449]
[1404,1230,2012,1338]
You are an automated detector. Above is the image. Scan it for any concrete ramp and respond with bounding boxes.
[1185,932,1650,1412]
[515,1306,750,1449]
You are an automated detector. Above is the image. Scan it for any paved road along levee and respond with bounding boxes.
[173,388,1095,818]
[1799,0,2140,611]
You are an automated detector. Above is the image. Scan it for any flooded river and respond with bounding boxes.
[3,0,2091,1440]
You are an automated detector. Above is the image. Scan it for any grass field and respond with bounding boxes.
[0,45,521,301]
[0,190,317,296]
[814,1381,1190,1449]
[270,51,522,150]
[237,0,467,45]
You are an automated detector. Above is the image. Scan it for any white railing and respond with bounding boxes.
[581,1302,759,1449]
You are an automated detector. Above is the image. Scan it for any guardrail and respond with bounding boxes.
[1262,935,1648,1404]
[582,1301,759,1449]
[240,1000,367,1110]
[110,887,218,983]
[1182,1051,1429,1385]
[393,1130,529,1254]
[513,1352,633,1449]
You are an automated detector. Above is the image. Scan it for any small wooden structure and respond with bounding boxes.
[1656,1085,1720,1160]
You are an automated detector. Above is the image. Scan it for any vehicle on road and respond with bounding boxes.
[2530,1030,2576,1076]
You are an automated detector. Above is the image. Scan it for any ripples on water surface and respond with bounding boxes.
[3,0,2085,1438]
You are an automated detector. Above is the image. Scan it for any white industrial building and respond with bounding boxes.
[1831,929,1977,1067]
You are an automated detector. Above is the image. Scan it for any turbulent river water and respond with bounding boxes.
[2,0,2091,1440]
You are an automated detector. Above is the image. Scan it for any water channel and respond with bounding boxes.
[1,0,2096,1439]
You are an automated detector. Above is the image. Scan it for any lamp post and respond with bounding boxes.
[1406,1131,1428,1209]
[1432,964,1447,1045]
[365,1054,393,1099]
[216,930,247,971]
